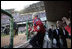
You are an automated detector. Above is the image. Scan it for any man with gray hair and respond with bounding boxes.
[29,12,46,48]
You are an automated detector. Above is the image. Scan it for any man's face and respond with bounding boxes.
[32,16,35,19]
[51,25,54,29]
[62,17,67,23]
[56,21,63,28]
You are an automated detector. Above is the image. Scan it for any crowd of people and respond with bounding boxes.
[28,12,71,48]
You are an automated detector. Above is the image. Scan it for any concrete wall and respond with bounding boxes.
[46,21,56,30]
[44,1,71,21]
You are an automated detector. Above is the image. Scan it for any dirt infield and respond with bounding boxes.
[1,33,27,47]
[1,33,71,48]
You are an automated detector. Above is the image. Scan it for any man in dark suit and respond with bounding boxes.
[48,25,56,48]
[53,21,68,48]
[48,25,54,40]
[60,22,68,48]
[53,28,60,48]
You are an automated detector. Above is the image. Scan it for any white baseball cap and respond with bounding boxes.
[32,12,39,19]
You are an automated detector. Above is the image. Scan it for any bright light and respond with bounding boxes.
[1,1,40,11]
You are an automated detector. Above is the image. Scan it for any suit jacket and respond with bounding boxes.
[53,29,59,39]
[53,28,68,39]
[48,28,53,39]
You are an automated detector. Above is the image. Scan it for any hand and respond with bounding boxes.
[34,32,37,35]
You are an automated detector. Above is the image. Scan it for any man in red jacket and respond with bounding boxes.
[29,12,45,48]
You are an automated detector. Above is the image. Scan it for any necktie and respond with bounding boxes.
[56,29,59,35]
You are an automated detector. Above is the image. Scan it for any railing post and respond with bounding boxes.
[1,9,14,48]
[26,20,28,41]
[9,17,14,48]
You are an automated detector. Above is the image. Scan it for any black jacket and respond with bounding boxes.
[53,29,59,39]
[53,28,68,38]
[48,28,53,39]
